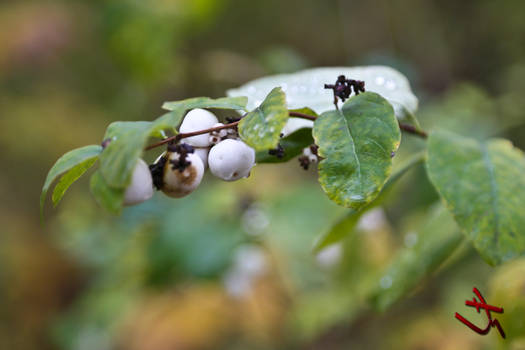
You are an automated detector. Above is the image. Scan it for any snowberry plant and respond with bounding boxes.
[42,66,525,274]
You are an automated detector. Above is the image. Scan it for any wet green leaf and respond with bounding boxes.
[162,96,248,112]
[313,151,425,252]
[370,206,463,311]
[426,130,525,265]
[41,145,102,219]
[238,87,288,151]
[313,92,401,209]
[227,66,418,119]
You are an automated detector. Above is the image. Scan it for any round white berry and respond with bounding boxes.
[162,151,204,198]
[123,158,154,206]
[179,108,219,147]
[208,139,255,181]
[193,147,209,169]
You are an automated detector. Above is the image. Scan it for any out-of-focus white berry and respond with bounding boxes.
[162,152,204,198]
[281,117,314,137]
[316,244,342,268]
[123,158,154,206]
[208,139,255,181]
[193,147,209,169]
[179,108,218,147]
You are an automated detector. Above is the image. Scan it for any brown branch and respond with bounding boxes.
[144,111,427,151]
[144,111,318,151]
[144,120,240,151]
[398,123,428,139]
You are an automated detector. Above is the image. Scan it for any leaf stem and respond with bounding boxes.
[398,123,428,139]
[288,111,318,121]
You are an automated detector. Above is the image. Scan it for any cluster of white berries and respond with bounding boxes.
[123,108,256,206]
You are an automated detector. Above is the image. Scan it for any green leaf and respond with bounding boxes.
[426,130,525,265]
[227,66,418,119]
[313,151,425,252]
[99,96,247,189]
[238,87,289,151]
[370,206,463,311]
[162,96,248,112]
[41,145,102,218]
[313,92,401,209]
[255,128,313,163]
[52,157,99,208]
[90,170,125,214]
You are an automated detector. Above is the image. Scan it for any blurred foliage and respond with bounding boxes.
[1,0,525,349]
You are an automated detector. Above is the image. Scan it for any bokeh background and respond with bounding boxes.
[1,0,525,349]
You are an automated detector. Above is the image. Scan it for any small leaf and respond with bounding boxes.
[162,96,248,112]
[52,157,98,207]
[41,145,102,218]
[227,66,418,119]
[238,87,289,151]
[426,130,525,265]
[370,206,463,311]
[313,92,401,209]
[255,128,313,163]
[313,151,425,252]
[90,170,125,214]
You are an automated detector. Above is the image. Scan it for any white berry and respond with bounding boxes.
[208,139,255,181]
[123,158,154,206]
[179,108,219,147]
[162,151,204,198]
[193,147,209,169]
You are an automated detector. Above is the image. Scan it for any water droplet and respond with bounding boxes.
[350,194,364,201]
[380,275,393,289]
[375,76,385,85]
[386,80,397,90]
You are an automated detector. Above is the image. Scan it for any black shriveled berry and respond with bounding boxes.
[298,155,310,170]
[268,143,285,158]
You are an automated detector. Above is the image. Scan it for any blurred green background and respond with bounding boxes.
[1,0,525,349]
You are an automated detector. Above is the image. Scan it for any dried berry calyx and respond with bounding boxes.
[268,143,285,158]
[324,75,365,107]
[167,143,194,172]
[162,151,204,198]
